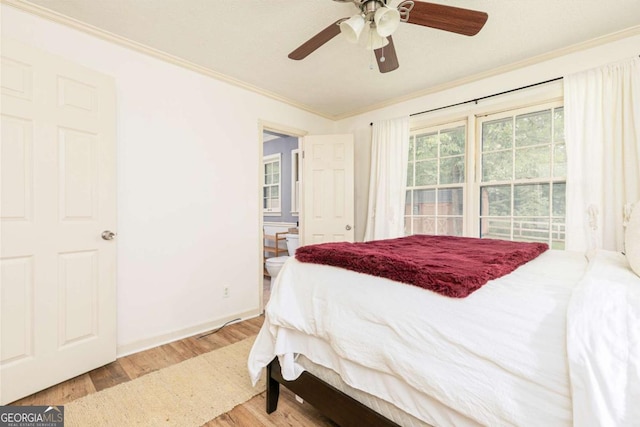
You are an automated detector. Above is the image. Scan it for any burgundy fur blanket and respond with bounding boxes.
[295,235,548,298]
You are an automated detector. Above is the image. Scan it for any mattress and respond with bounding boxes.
[295,351,483,427]
[296,355,432,427]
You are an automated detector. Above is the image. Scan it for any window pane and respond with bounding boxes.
[513,217,551,243]
[514,184,549,217]
[481,185,511,216]
[404,217,411,235]
[413,189,436,215]
[415,133,438,160]
[415,160,437,186]
[440,126,465,156]
[408,136,415,160]
[413,217,436,235]
[481,218,511,240]
[553,183,566,216]
[515,110,551,146]
[482,118,513,151]
[437,217,463,236]
[265,163,272,174]
[271,186,279,198]
[407,162,414,186]
[552,218,566,249]
[438,188,463,215]
[554,107,564,143]
[554,143,566,177]
[273,172,280,184]
[482,150,512,182]
[515,146,551,179]
[405,190,412,215]
[265,174,272,185]
[440,155,465,184]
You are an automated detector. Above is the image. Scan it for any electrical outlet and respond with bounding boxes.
[223,286,230,298]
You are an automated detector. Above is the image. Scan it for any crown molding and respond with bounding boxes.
[1,0,333,120]
[333,24,640,120]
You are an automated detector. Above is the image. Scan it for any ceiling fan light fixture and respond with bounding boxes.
[339,14,366,43]
[365,28,389,50]
[374,6,400,37]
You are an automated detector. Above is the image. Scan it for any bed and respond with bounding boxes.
[248,236,640,426]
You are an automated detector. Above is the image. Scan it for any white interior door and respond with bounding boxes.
[1,40,117,404]
[301,134,355,244]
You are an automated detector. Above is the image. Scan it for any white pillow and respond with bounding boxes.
[626,201,640,277]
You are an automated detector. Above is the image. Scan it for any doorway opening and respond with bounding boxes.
[259,123,306,309]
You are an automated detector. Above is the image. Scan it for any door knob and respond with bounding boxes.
[345,225,352,231]
[101,230,117,241]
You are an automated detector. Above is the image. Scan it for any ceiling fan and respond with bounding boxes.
[288,0,488,73]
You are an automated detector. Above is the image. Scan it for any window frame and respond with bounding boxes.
[263,153,282,216]
[290,149,301,216]
[475,100,566,248]
[405,120,468,236]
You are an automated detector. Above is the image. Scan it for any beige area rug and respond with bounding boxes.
[65,337,265,426]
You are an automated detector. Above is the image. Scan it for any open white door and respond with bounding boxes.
[1,40,117,404]
[301,134,355,244]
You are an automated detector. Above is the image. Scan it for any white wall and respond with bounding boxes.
[336,31,640,242]
[1,5,336,355]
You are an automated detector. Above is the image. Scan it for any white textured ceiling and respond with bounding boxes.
[18,0,640,119]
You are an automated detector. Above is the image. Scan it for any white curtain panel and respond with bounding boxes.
[364,116,410,241]
[564,57,640,252]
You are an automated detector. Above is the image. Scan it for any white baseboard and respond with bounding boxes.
[116,308,261,357]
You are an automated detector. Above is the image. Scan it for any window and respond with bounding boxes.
[404,101,567,248]
[479,104,566,248]
[263,153,281,214]
[405,122,466,236]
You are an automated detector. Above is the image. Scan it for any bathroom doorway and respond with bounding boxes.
[259,122,305,309]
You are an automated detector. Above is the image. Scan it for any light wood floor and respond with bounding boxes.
[13,280,337,426]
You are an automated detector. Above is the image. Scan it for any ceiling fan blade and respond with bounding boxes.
[288,19,345,60]
[403,1,488,36]
[375,36,399,73]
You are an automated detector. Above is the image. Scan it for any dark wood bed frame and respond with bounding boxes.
[266,357,400,427]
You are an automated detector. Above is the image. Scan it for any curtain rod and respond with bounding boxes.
[370,53,640,126]
[369,76,563,126]
[409,76,564,117]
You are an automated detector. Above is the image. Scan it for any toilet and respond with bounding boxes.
[265,233,299,279]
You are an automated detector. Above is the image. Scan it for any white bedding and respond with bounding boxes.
[248,249,639,426]
[567,251,640,426]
